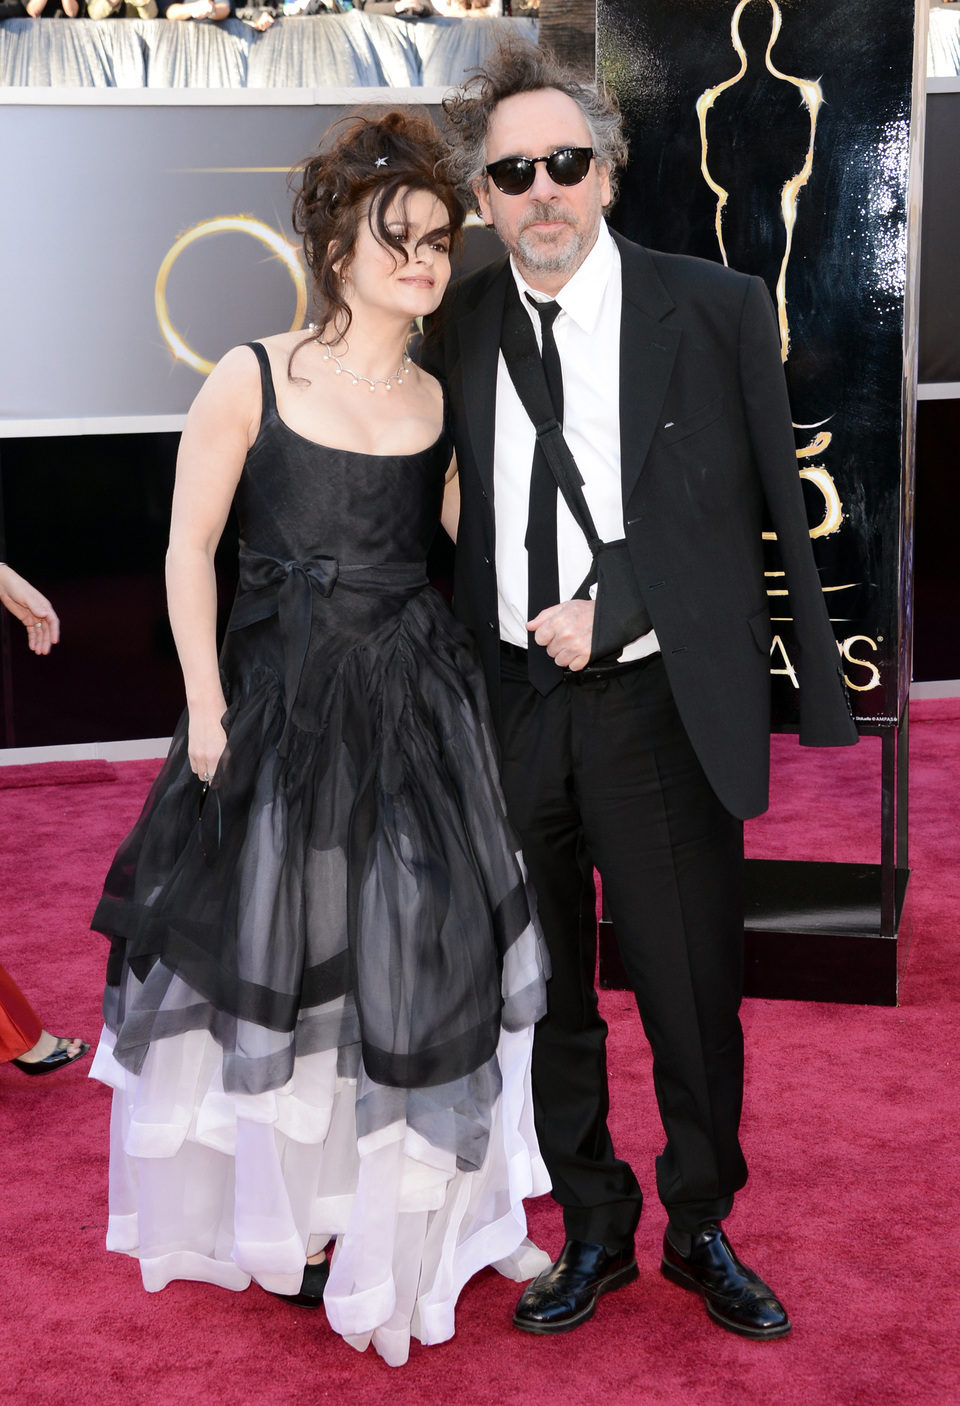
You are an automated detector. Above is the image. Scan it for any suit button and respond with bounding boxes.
[483,555,491,566]
[487,620,496,630]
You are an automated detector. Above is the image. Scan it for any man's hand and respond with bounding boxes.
[528,599,594,672]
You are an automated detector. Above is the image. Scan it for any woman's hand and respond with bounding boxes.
[187,698,228,782]
[0,564,60,656]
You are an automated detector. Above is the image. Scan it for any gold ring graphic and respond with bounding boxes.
[155,216,307,375]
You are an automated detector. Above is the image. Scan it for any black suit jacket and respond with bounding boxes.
[422,229,857,819]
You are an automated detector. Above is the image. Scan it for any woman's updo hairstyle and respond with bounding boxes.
[291,109,465,342]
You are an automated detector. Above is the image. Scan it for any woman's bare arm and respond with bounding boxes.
[166,345,259,779]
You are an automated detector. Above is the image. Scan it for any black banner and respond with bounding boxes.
[598,0,925,724]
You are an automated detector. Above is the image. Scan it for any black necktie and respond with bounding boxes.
[525,297,564,693]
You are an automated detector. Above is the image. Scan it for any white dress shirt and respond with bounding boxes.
[493,222,659,662]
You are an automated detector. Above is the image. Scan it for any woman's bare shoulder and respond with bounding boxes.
[185,342,266,446]
[411,363,446,423]
[250,329,314,359]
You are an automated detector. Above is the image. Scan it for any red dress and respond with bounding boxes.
[0,962,42,1062]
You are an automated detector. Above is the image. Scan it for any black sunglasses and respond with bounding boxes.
[485,147,595,196]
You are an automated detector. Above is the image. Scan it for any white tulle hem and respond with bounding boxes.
[91,1021,550,1367]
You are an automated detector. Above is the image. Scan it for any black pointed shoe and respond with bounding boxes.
[513,1239,638,1334]
[660,1223,791,1340]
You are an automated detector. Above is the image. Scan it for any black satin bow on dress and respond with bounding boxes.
[228,548,427,752]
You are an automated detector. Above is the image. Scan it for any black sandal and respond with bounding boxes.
[12,1037,90,1076]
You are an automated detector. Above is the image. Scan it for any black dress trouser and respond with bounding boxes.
[497,648,749,1246]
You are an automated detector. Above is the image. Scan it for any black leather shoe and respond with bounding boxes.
[266,1258,329,1308]
[661,1223,791,1339]
[513,1239,638,1334]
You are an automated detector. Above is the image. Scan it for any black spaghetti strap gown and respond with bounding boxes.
[90,342,550,1366]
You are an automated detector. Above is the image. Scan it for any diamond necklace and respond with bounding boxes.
[314,335,411,393]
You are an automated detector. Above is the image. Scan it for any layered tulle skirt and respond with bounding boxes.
[91,585,550,1365]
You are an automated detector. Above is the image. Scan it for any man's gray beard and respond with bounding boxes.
[508,206,586,276]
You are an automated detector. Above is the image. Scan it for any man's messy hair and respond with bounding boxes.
[440,38,628,211]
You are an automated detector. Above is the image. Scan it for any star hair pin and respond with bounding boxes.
[375,156,389,168]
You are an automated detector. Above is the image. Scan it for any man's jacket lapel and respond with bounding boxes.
[453,257,510,507]
[614,231,681,508]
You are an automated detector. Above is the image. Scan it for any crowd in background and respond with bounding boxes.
[0,0,540,21]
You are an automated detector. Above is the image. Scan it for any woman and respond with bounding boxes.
[90,111,549,1367]
[0,564,87,1075]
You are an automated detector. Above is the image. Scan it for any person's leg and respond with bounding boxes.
[497,658,642,1249]
[0,962,43,1062]
[1,963,88,1072]
[572,658,747,1232]
[508,656,786,1338]
[576,662,790,1339]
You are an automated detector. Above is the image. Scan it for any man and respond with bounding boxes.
[422,41,857,1340]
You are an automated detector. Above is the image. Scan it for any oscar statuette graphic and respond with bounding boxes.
[598,0,925,998]
[694,0,869,694]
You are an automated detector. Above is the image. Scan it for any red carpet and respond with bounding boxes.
[0,759,117,791]
[1,701,958,1406]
